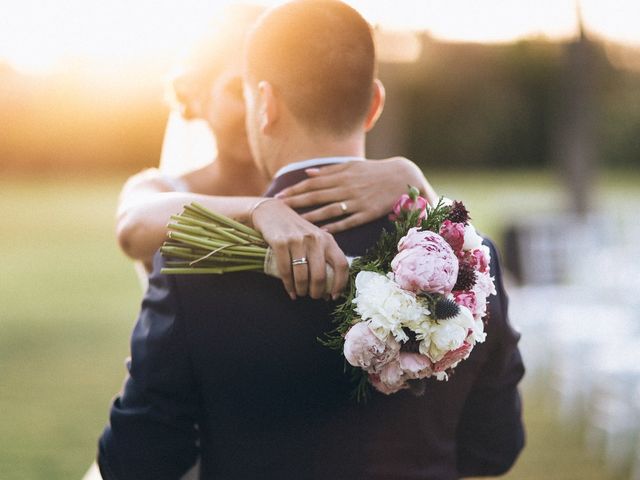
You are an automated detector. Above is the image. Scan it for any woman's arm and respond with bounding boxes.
[116,169,259,267]
[116,170,348,300]
[275,157,438,233]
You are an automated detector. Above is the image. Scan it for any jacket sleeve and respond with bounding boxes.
[456,239,526,477]
[98,253,199,480]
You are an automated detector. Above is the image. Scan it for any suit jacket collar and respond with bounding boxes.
[263,157,363,197]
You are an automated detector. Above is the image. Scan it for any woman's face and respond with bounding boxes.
[202,57,253,162]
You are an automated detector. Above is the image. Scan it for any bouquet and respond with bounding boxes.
[324,187,495,399]
[160,188,495,399]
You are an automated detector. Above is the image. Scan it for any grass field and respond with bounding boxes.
[1,170,635,479]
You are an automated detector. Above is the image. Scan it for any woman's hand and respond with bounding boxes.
[250,199,349,301]
[275,157,438,234]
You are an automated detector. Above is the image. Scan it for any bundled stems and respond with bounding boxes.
[160,202,269,275]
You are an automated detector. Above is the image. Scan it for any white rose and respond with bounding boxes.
[352,271,428,342]
[463,224,484,250]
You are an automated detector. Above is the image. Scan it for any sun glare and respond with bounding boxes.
[0,0,638,76]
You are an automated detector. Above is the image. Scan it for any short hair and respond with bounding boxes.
[245,0,376,136]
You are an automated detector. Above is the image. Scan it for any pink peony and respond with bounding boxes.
[389,194,428,222]
[453,291,478,316]
[392,229,459,295]
[464,246,490,273]
[344,322,400,373]
[369,360,407,395]
[433,341,472,373]
[439,220,465,253]
[399,352,433,380]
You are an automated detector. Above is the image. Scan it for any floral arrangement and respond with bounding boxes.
[323,187,495,399]
[160,188,495,400]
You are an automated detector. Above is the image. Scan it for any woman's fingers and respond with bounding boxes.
[304,162,351,177]
[251,199,348,300]
[289,236,310,298]
[304,232,329,299]
[271,236,296,300]
[299,201,357,224]
[326,245,349,299]
[280,187,348,210]
[320,212,370,235]
[276,175,338,199]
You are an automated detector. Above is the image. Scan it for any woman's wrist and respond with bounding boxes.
[248,198,280,228]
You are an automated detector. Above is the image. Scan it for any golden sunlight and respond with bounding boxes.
[1,0,639,76]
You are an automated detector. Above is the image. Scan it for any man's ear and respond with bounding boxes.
[364,79,385,132]
[258,81,279,133]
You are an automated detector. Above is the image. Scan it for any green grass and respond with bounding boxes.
[1,174,140,479]
[1,171,635,479]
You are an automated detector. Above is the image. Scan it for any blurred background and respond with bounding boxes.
[1,0,639,478]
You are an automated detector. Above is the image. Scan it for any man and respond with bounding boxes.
[98,1,524,479]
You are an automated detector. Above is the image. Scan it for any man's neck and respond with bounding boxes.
[265,133,365,179]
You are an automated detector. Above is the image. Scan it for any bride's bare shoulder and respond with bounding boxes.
[120,167,199,199]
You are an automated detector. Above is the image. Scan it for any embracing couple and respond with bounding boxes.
[97,1,524,479]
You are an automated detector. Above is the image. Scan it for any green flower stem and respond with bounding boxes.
[161,264,264,275]
[170,215,264,245]
[167,232,267,258]
[160,248,256,264]
[164,259,256,268]
[167,222,211,238]
[189,202,260,238]
[181,208,212,223]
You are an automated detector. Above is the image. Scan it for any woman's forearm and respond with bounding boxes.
[116,192,261,265]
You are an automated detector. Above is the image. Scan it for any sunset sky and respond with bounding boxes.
[0,0,638,76]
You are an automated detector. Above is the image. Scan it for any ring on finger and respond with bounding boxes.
[339,201,348,213]
[291,257,308,266]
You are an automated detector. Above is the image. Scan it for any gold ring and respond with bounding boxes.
[291,257,308,266]
[339,201,348,213]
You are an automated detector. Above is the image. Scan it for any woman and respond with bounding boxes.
[116,4,437,300]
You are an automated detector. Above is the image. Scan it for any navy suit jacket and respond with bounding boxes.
[98,168,525,480]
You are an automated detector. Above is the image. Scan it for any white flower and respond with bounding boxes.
[402,296,432,336]
[471,271,497,320]
[435,371,449,381]
[352,271,428,342]
[469,317,487,344]
[419,305,474,362]
[463,224,484,250]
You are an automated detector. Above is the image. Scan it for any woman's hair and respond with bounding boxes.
[168,4,265,119]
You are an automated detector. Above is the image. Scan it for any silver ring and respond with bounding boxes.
[291,257,308,266]
[339,201,348,213]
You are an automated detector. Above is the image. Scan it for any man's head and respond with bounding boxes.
[243,0,384,176]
